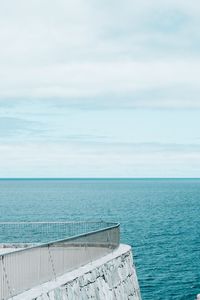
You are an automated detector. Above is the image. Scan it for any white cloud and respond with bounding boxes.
[0,142,200,177]
[1,1,200,177]
[0,60,200,109]
[0,0,200,109]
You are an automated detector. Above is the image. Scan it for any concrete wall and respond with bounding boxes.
[13,244,141,300]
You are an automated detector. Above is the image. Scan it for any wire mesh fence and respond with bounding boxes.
[0,221,120,300]
[0,221,118,244]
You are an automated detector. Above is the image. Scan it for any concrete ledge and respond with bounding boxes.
[12,244,141,300]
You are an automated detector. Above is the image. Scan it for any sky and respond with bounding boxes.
[1,0,200,178]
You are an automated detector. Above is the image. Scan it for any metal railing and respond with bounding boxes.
[0,221,120,300]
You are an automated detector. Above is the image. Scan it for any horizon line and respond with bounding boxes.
[0,177,200,180]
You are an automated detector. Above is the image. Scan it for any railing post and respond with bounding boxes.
[1,255,13,299]
[47,245,57,281]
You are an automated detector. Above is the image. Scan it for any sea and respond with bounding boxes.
[0,178,199,300]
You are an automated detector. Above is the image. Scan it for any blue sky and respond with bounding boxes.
[0,0,200,177]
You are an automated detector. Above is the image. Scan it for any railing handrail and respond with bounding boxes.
[0,222,120,257]
[0,220,120,300]
[0,221,120,299]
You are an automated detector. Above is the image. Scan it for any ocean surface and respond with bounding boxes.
[0,179,199,300]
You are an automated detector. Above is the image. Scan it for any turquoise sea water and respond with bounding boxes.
[0,179,199,299]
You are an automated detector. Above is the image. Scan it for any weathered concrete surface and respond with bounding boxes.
[12,244,141,300]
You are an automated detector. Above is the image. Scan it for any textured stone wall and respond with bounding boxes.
[13,245,141,300]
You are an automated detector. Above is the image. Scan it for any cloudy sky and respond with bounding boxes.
[1,0,200,178]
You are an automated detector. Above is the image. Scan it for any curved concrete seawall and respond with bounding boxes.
[12,244,141,300]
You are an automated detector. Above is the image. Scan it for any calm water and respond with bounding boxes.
[0,179,199,299]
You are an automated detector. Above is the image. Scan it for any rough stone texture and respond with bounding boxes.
[12,244,141,300]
